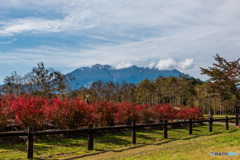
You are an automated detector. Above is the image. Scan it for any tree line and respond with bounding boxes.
[1,54,239,115]
[77,76,235,115]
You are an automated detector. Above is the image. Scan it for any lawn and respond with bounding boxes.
[0,124,239,159]
[203,114,236,117]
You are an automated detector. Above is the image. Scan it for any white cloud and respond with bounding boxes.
[179,58,194,70]
[154,58,194,70]
[0,13,95,36]
[116,62,132,69]
[155,59,177,70]
[149,61,156,69]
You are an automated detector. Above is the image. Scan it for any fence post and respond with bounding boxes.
[209,116,213,132]
[27,126,33,159]
[235,105,239,119]
[88,124,93,150]
[189,118,192,135]
[236,115,239,126]
[163,120,168,139]
[225,116,229,130]
[132,121,136,144]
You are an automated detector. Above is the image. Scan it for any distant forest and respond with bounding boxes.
[1,54,240,115]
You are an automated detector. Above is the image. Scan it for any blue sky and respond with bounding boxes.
[1,0,240,84]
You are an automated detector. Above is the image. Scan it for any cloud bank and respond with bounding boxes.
[150,58,194,70]
[116,62,133,69]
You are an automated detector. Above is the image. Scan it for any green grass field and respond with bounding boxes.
[0,124,239,159]
[203,114,236,117]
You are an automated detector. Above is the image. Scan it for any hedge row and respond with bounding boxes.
[0,95,203,130]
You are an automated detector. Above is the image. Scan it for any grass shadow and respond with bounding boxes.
[0,143,27,153]
[60,138,177,160]
[136,134,156,141]
[96,136,131,146]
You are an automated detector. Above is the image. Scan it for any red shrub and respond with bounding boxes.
[0,96,10,131]
[92,101,118,126]
[151,104,178,122]
[178,106,203,120]
[43,98,92,129]
[7,95,47,130]
[115,102,140,125]
[136,103,154,123]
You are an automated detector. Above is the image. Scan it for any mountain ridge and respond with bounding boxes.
[67,64,184,89]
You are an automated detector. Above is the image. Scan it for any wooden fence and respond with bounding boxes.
[0,116,239,159]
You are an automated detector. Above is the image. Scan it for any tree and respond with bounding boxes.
[30,62,56,97]
[200,54,240,113]
[89,80,104,101]
[135,79,154,105]
[154,76,165,104]
[2,71,23,95]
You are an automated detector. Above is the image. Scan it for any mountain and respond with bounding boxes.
[67,64,184,89]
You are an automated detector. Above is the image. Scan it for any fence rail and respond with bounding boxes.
[0,116,239,159]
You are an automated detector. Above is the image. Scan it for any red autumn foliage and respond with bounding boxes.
[7,95,47,130]
[0,96,10,131]
[43,97,94,129]
[0,94,203,130]
[177,106,203,120]
[151,104,178,122]
[136,103,153,123]
[92,101,118,126]
[115,102,140,125]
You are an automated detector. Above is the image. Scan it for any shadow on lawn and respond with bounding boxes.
[0,143,27,153]
[58,138,178,160]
